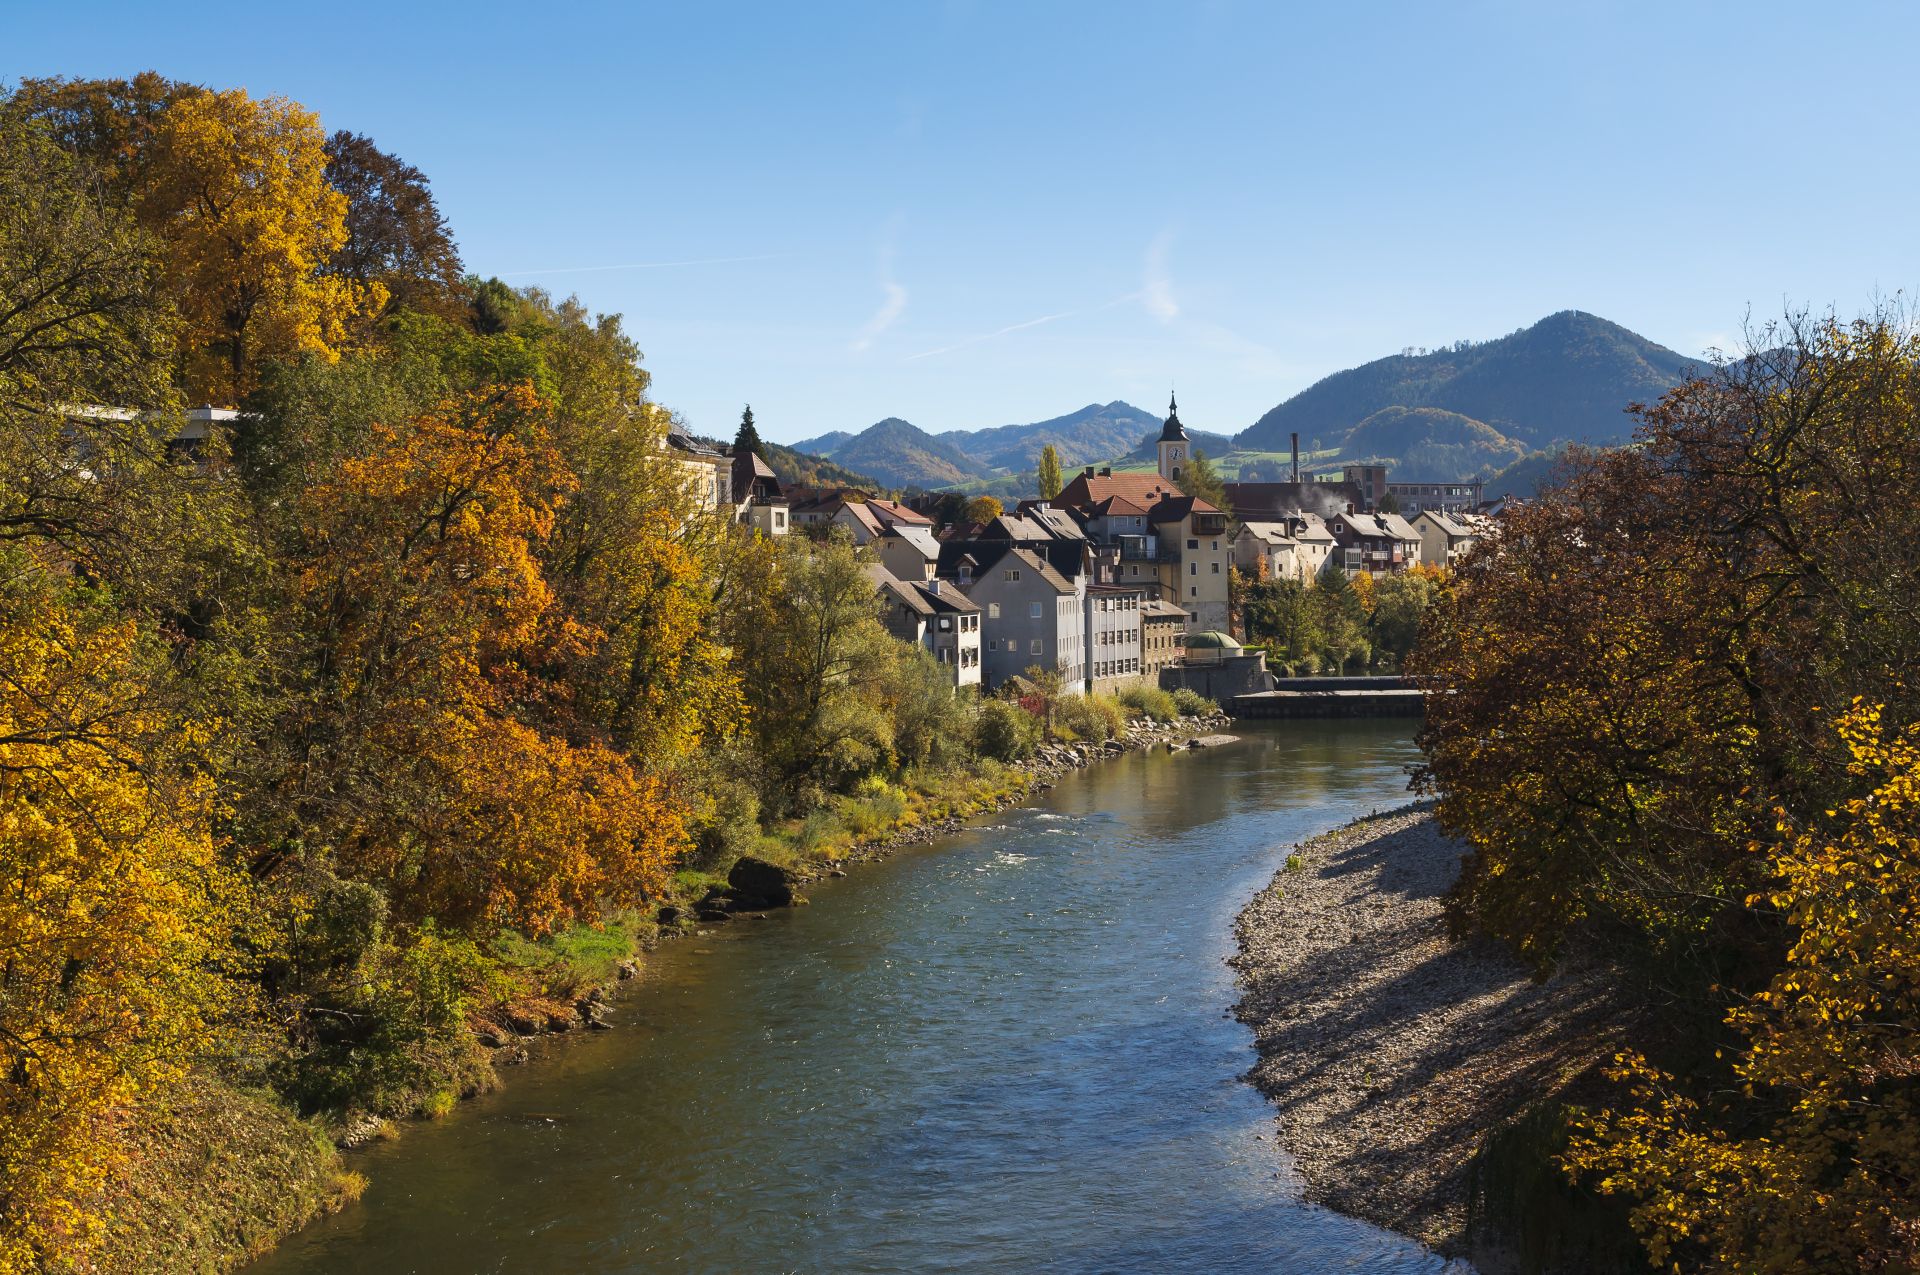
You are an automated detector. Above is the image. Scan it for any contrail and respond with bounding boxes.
[494,253,786,278]
[905,291,1144,361]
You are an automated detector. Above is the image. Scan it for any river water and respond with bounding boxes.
[250,721,1455,1274]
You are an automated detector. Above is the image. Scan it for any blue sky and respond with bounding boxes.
[10,2,1916,444]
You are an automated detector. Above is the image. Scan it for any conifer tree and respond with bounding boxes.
[734,404,766,460]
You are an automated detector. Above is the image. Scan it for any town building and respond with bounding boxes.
[874,524,941,582]
[1412,509,1493,567]
[729,449,789,535]
[866,564,982,687]
[957,545,1085,692]
[1084,584,1146,693]
[1386,479,1485,516]
[1140,599,1188,681]
[1327,509,1422,576]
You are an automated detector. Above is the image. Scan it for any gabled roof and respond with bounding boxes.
[982,513,1052,542]
[1089,494,1152,518]
[1236,521,1300,546]
[1015,503,1089,541]
[864,563,934,616]
[1003,546,1075,594]
[1379,512,1421,541]
[1141,598,1189,620]
[1146,494,1223,524]
[879,524,941,559]
[836,501,886,536]
[865,497,932,526]
[913,578,980,614]
[1293,512,1335,543]
[1054,470,1183,510]
[1335,511,1390,538]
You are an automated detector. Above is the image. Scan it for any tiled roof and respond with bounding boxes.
[1146,494,1223,523]
[1055,471,1183,509]
[1237,520,1300,545]
[914,579,980,613]
[837,501,886,535]
[864,563,934,616]
[865,497,932,526]
[1004,546,1075,594]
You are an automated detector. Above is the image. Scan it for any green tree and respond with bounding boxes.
[1036,444,1063,500]
[1179,448,1231,515]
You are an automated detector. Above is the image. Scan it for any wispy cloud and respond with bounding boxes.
[495,253,785,278]
[905,291,1143,362]
[852,281,909,353]
[1144,230,1179,323]
[851,224,909,353]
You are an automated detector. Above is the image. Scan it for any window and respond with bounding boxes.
[1190,586,1197,598]
[1030,639,1043,655]
[988,603,1000,619]
[1211,540,1219,550]
[1187,538,1198,550]
[1189,562,1197,576]
[1212,562,1220,574]
[1029,601,1043,619]
[939,617,952,631]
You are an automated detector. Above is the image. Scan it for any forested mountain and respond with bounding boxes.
[1238,311,1704,462]
[948,400,1166,470]
[824,417,997,488]
[761,439,890,492]
[790,428,854,455]
[1343,406,1528,477]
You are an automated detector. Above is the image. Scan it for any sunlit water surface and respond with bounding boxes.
[249,720,1458,1273]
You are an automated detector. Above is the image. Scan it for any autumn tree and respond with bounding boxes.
[1414,309,1920,1270]
[0,116,179,576]
[322,130,463,319]
[141,88,372,402]
[0,569,242,1271]
[1036,444,1063,500]
[962,494,1003,526]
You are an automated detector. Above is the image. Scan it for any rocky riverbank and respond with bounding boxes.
[1230,806,1629,1268]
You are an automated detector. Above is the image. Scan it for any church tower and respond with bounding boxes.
[1157,391,1189,486]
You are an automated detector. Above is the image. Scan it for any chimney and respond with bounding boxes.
[1291,432,1299,483]
[1099,466,1111,477]
[1083,466,1095,478]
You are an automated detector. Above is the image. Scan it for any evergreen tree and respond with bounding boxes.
[734,404,766,460]
[1036,444,1063,500]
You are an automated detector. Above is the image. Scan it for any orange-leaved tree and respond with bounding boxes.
[285,384,682,933]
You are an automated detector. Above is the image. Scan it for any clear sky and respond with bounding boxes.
[10,2,1916,444]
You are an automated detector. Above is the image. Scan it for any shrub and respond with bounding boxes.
[1054,693,1124,743]
[974,697,1040,761]
[1171,688,1217,717]
[1118,683,1177,723]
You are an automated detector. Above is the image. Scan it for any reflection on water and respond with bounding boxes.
[248,721,1456,1274]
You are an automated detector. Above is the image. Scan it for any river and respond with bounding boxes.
[249,720,1456,1274]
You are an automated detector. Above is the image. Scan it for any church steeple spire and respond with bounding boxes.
[1158,390,1188,443]
[1157,389,1189,483]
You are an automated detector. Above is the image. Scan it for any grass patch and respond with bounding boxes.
[85,1077,362,1274]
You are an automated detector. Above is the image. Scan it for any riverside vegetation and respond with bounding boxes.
[0,76,1219,1273]
[1412,308,1920,1272]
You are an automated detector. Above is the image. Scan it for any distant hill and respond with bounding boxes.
[947,401,1168,471]
[1344,406,1527,479]
[760,439,891,493]
[1483,448,1572,501]
[791,429,855,456]
[823,418,996,489]
[1238,311,1704,462]
[1117,426,1235,465]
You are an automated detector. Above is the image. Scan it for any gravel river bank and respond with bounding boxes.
[1231,807,1628,1268]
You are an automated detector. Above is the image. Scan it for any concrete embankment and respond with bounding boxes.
[1230,807,1628,1267]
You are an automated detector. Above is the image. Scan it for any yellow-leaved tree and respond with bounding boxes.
[0,572,241,1272]
[1567,701,1920,1272]
[141,87,377,403]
